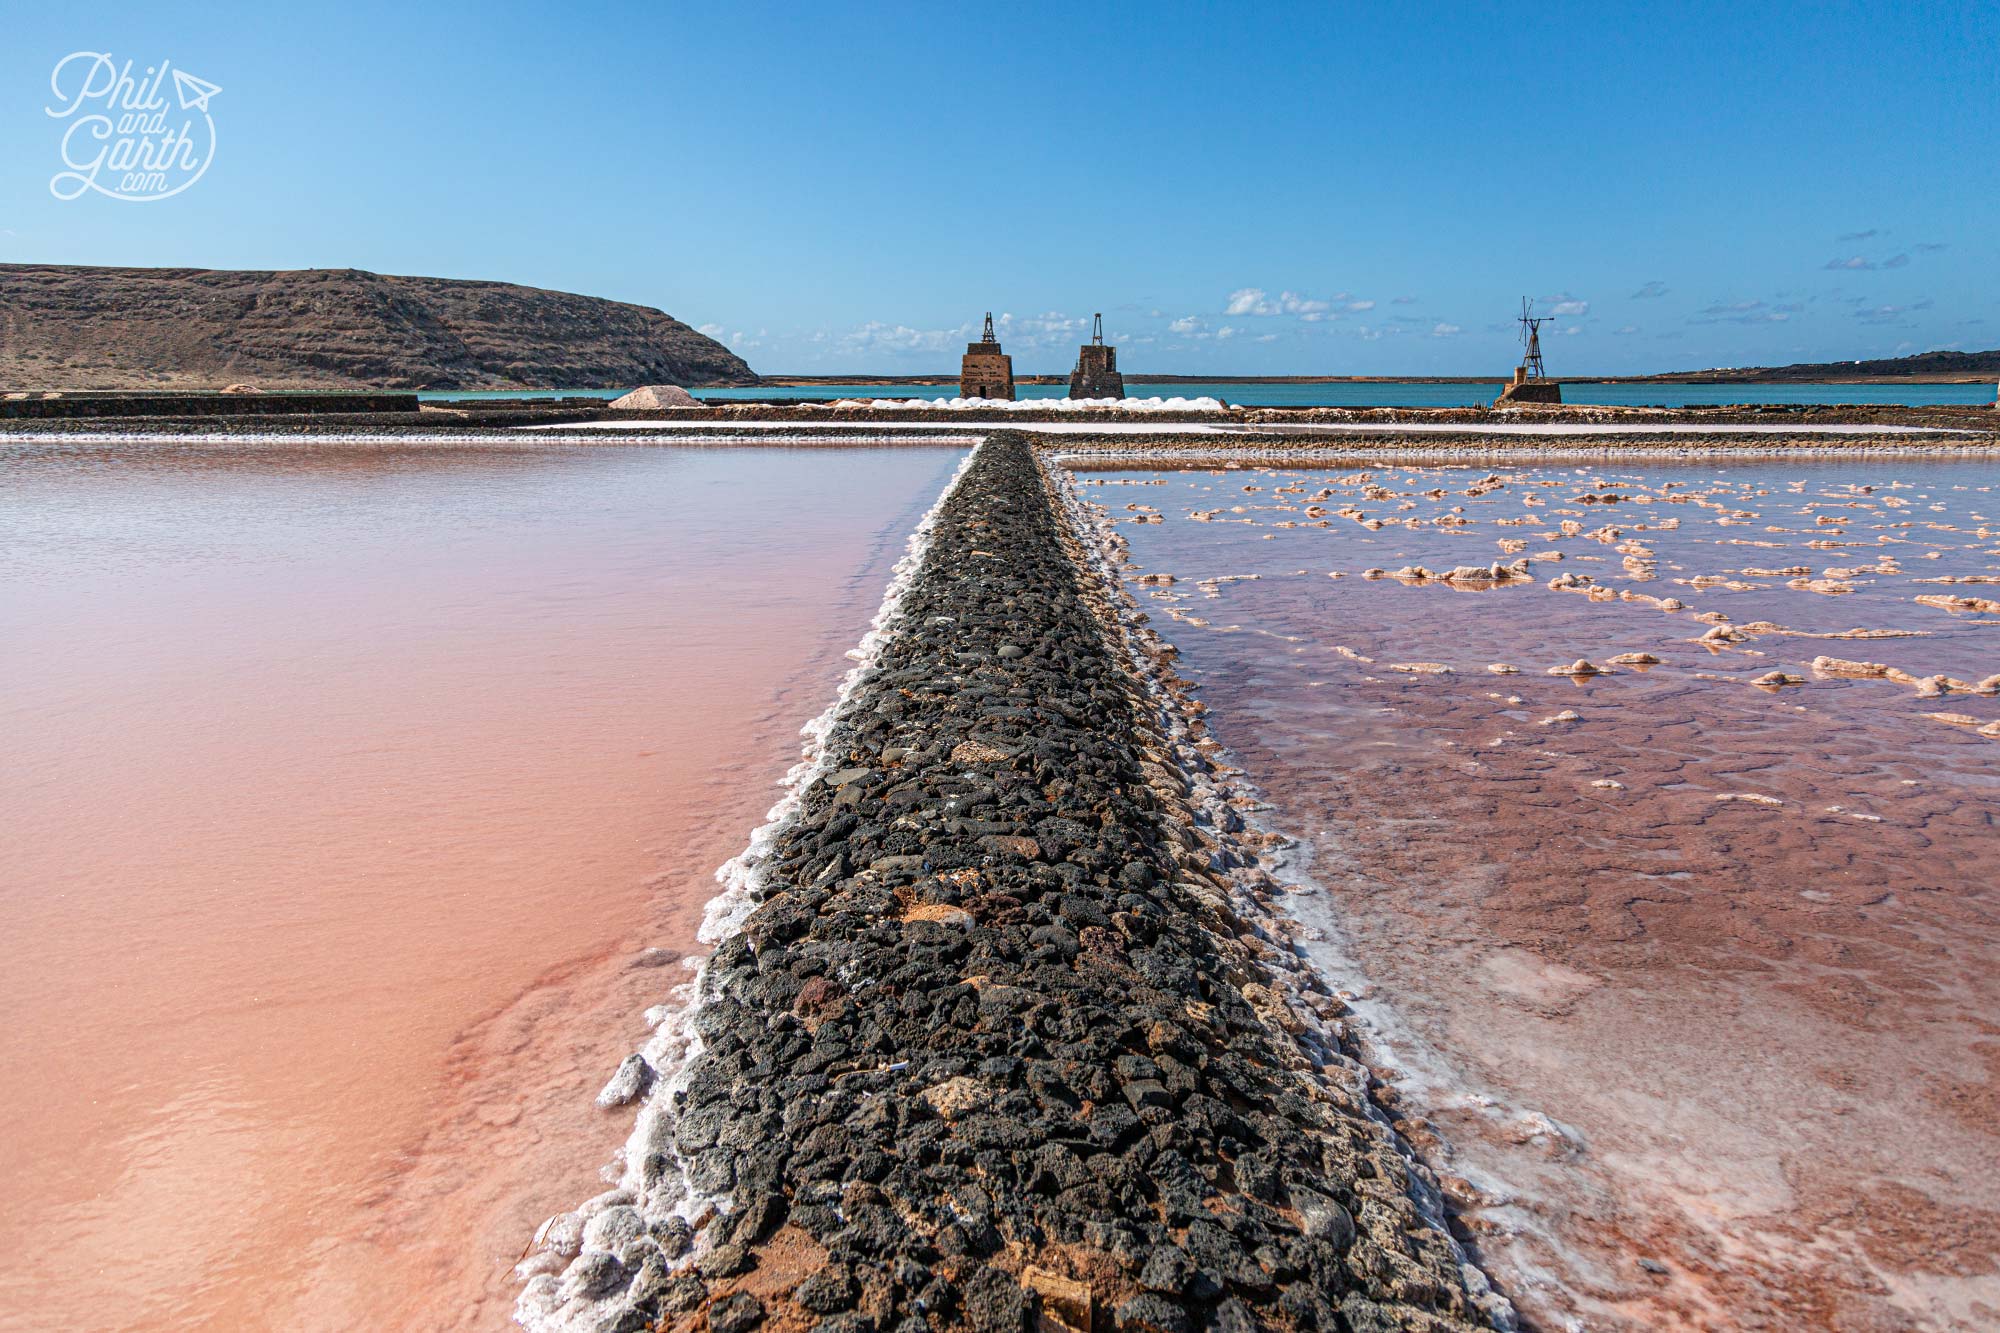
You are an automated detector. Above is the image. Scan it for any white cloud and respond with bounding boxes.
[1544,293,1590,317]
[1345,299,1376,312]
[1822,253,1916,271]
[1169,315,1205,335]
[837,322,959,354]
[698,323,725,337]
[1215,325,1240,340]
[1224,287,1334,317]
[1224,288,1266,316]
[826,310,1095,357]
[990,310,1090,348]
[1691,298,1799,326]
[1429,322,1461,337]
[1855,299,1934,325]
[1253,333,1280,343]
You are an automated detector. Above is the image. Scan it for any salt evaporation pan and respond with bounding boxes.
[516,447,983,1333]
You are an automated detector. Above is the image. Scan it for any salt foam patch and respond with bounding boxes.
[515,443,982,1331]
[1043,440,2000,473]
[834,394,1226,412]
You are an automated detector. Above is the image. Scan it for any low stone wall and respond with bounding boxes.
[0,391,419,419]
[517,434,1497,1333]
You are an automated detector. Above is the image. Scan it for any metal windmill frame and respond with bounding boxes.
[1519,297,1551,379]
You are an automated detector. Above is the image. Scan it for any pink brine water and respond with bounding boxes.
[0,438,967,1332]
[1086,457,2000,1332]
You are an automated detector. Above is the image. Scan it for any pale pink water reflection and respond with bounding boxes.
[0,439,966,1331]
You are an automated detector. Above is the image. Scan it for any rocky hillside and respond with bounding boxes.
[0,265,756,390]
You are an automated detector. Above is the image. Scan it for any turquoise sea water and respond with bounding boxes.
[420,380,1998,408]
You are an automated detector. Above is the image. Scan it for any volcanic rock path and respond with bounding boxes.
[519,434,1499,1333]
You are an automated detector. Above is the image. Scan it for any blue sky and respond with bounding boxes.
[3,1,1994,376]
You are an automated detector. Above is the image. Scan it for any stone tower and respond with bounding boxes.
[1068,313,1125,400]
[960,313,1015,401]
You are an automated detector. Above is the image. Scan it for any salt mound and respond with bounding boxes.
[842,395,1226,413]
[608,385,701,410]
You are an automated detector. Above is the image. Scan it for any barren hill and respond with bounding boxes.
[1639,347,2000,383]
[0,265,756,390]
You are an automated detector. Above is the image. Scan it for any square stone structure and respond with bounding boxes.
[1068,314,1125,399]
[1495,365,1563,404]
[960,312,1015,400]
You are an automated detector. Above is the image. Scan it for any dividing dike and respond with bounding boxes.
[519,433,1502,1333]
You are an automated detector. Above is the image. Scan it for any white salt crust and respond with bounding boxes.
[1044,439,2000,465]
[829,395,1227,412]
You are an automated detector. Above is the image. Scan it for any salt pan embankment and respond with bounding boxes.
[518,434,1504,1333]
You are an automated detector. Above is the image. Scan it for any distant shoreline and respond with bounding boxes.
[756,373,2000,387]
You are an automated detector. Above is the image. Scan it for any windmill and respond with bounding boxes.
[1069,312,1125,399]
[961,311,1016,399]
[1518,297,1551,380]
[1496,296,1564,404]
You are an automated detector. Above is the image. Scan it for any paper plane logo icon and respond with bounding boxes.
[172,68,221,112]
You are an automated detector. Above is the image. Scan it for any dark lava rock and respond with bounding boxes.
[699,1242,754,1278]
[660,1273,708,1313]
[794,1265,861,1313]
[1116,1292,1193,1333]
[560,1251,625,1300]
[707,1291,766,1333]
[562,435,1493,1332]
[1139,1245,1194,1294]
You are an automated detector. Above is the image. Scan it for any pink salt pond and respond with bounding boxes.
[0,438,967,1332]
[1085,457,2000,1332]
